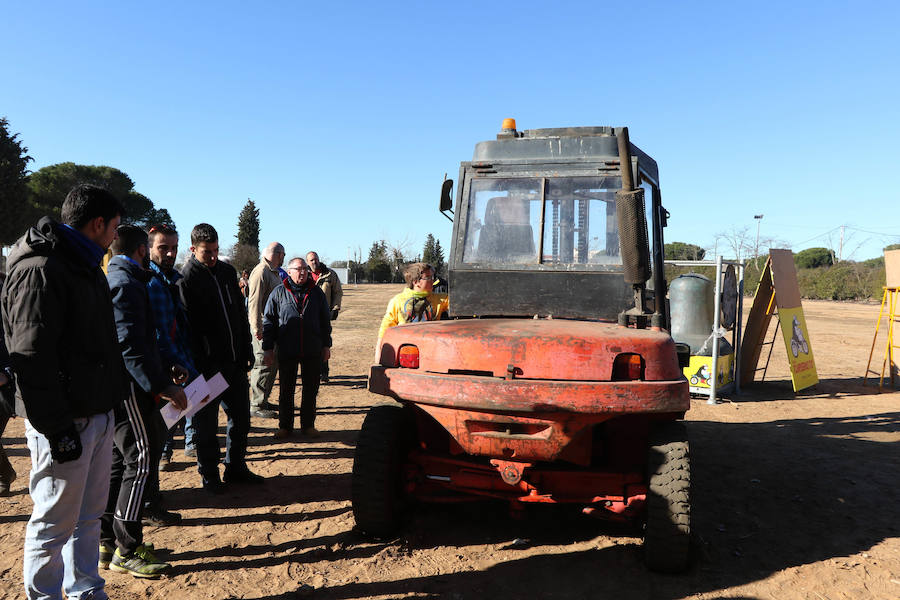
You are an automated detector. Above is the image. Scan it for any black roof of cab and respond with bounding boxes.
[472,126,658,186]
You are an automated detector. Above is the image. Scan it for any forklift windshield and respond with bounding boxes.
[462,176,623,267]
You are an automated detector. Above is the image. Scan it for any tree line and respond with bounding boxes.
[332,234,446,284]
[1,117,174,250]
[665,240,900,301]
[1,117,270,276]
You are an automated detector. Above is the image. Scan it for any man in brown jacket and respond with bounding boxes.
[306,251,343,383]
[248,242,285,418]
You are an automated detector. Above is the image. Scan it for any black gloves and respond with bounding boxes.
[331,309,339,321]
[48,424,82,463]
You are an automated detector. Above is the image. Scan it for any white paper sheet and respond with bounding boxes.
[160,373,229,429]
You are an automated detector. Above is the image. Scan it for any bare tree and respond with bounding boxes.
[710,226,754,261]
[386,235,414,283]
[822,227,869,262]
[708,227,787,272]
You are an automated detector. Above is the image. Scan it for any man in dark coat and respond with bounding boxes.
[0,295,16,497]
[100,225,187,578]
[1,184,124,600]
[262,257,332,438]
[179,223,262,491]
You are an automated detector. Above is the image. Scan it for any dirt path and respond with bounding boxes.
[1,288,898,599]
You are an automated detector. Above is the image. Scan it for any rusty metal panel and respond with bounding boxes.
[369,366,689,415]
[377,318,683,382]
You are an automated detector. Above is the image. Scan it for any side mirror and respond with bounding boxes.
[440,179,454,212]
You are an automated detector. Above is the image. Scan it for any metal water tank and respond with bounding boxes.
[669,273,714,354]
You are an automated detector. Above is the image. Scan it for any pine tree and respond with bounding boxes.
[422,233,445,275]
[422,233,436,265]
[0,117,34,247]
[366,240,392,282]
[432,239,446,275]
[236,199,260,252]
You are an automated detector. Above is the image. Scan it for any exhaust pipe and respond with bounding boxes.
[615,127,652,327]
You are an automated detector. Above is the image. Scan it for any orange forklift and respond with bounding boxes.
[354,121,692,573]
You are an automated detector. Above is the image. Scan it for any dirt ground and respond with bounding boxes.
[1,285,898,600]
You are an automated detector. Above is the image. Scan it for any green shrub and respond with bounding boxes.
[795,247,834,269]
[664,258,885,301]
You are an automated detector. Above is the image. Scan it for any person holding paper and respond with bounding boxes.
[145,223,198,524]
[179,223,263,492]
[262,257,333,438]
[101,225,188,579]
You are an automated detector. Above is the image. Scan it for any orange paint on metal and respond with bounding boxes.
[378,319,683,381]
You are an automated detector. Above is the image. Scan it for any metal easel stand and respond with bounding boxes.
[864,287,898,390]
[665,256,745,404]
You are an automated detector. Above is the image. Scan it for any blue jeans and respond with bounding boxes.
[24,412,114,600]
[193,368,250,483]
[161,415,194,456]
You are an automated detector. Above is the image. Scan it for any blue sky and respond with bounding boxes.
[4,1,898,264]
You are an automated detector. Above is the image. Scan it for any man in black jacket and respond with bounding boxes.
[0,296,16,497]
[1,184,124,600]
[179,223,262,491]
[262,257,332,438]
[100,225,187,578]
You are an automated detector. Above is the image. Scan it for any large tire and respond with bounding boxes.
[351,404,413,538]
[644,420,691,573]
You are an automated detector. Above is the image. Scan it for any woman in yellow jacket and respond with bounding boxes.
[377,262,449,350]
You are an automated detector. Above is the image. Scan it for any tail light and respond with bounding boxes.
[398,345,420,368]
[612,353,644,381]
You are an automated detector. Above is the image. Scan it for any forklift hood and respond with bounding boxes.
[377,318,683,382]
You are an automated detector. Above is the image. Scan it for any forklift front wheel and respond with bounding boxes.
[351,404,414,538]
[643,420,691,573]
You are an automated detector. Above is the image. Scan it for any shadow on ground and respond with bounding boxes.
[238,410,899,599]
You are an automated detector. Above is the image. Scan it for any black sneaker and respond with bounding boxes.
[158,454,173,472]
[224,466,265,485]
[202,475,225,494]
[142,507,183,526]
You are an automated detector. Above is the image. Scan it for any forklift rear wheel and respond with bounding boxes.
[643,420,691,573]
[351,404,413,538]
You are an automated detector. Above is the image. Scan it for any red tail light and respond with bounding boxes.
[612,353,644,380]
[398,345,420,368]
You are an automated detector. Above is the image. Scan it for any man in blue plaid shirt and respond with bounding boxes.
[144,224,198,525]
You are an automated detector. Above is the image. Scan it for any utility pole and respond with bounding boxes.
[754,214,764,260]
[839,225,845,262]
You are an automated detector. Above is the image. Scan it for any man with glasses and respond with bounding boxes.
[261,258,332,438]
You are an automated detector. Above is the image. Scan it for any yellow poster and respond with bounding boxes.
[778,306,818,391]
[684,354,734,394]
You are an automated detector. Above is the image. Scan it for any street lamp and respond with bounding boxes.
[754,214,764,260]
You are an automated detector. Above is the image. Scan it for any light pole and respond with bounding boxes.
[754,214,764,260]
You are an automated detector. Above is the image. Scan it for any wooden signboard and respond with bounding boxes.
[885,249,900,289]
[740,249,818,392]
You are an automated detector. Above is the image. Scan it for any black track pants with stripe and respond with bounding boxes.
[100,384,162,554]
